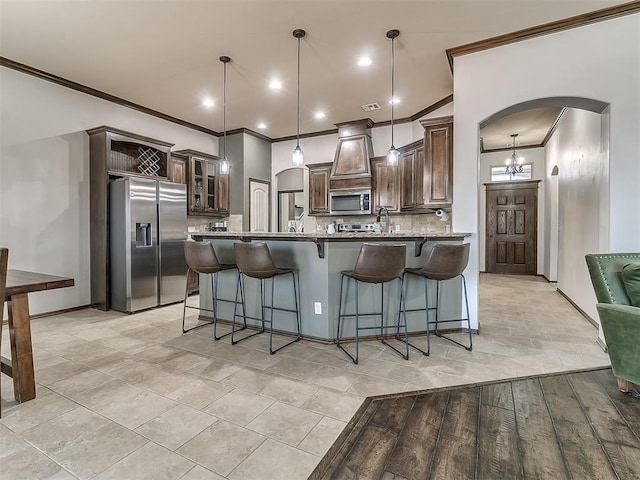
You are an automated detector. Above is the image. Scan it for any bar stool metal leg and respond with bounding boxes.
[336,274,360,364]
[402,271,436,356]
[337,274,409,365]
[433,275,472,351]
[182,267,214,334]
[381,277,409,361]
[211,271,238,341]
[232,272,253,345]
[231,270,301,354]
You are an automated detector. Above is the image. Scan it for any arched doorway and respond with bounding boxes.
[477,96,610,332]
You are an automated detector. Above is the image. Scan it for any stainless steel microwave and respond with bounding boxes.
[329,189,371,215]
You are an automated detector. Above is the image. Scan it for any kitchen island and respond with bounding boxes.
[190,231,472,342]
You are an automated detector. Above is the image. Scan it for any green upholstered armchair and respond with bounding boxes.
[585,253,640,392]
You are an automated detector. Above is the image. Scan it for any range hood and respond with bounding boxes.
[329,119,374,191]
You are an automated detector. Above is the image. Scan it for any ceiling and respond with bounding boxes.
[0,0,628,144]
[479,107,564,152]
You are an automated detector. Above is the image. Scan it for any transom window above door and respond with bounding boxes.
[490,164,532,182]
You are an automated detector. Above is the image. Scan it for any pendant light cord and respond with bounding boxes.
[219,56,231,161]
[296,34,301,148]
[391,34,395,148]
[223,59,227,160]
[386,29,399,156]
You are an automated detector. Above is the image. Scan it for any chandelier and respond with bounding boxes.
[505,133,523,175]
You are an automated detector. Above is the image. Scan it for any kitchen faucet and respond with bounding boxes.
[376,207,390,233]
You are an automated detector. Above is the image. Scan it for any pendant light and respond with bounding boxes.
[292,29,306,166]
[219,55,231,174]
[386,29,400,166]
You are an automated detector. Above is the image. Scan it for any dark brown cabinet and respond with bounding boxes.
[369,116,452,214]
[174,149,229,217]
[422,116,453,207]
[371,156,399,213]
[308,162,332,215]
[168,152,187,184]
[398,140,424,211]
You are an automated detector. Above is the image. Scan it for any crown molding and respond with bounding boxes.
[411,94,454,121]
[446,1,640,72]
[0,57,220,137]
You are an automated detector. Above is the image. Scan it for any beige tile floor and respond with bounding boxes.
[0,274,610,480]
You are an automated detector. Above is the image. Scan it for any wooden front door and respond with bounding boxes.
[485,180,540,275]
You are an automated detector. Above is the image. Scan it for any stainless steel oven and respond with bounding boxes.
[329,189,371,215]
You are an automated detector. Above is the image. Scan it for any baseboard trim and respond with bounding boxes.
[31,304,92,320]
[556,288,598,328]
[596,336,608,353]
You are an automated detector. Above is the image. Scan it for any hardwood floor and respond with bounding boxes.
[310,368,640,480]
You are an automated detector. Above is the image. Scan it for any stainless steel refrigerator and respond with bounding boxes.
[109,177,187,313]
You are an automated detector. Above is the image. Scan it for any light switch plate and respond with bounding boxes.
[314,302,322,314]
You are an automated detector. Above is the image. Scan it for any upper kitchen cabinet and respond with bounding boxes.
[168,151,187,184]
[421,116,453,207]
[398,139,424,211]
[87,126,173,179]
[173,149,229,217]
[308,162,332,215]
[371,156,400,213]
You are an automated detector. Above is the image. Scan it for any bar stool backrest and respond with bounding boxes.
[184,241,222,274]
[234,242,279,279]
[352,243,406,283]
[421,243,470,281]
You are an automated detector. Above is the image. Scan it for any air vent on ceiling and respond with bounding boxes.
[361,102,381,112]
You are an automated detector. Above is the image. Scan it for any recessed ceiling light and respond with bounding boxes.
[357,57,372,67]
[202,98,214,107]
[269,80,282,89]
[389,97,401,105]
[314,112,326,119]
[257,123,267,129]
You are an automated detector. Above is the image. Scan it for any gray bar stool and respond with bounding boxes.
[182,240,240,340]
[403,242,472,355]
[232,242,301,354]
[336,243,409,364]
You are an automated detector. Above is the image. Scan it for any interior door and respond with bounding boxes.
[485,180,540,275]
[249,179,270,232]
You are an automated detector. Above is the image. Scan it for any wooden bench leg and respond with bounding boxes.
[617,377,630,393]
[7,293,36,402]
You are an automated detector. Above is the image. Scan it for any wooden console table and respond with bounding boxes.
[1,270,74,403]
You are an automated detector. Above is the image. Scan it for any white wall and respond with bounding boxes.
[545,108,606,326]
[0,68,218,315]
[479,147,545,273]
[454,13,640,331]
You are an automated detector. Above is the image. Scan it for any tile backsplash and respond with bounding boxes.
[314,212,451,233]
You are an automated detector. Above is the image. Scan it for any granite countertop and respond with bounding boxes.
[189,231,471,258]
[189,231,471,240]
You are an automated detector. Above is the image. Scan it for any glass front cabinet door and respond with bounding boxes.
[174,149,229,216]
